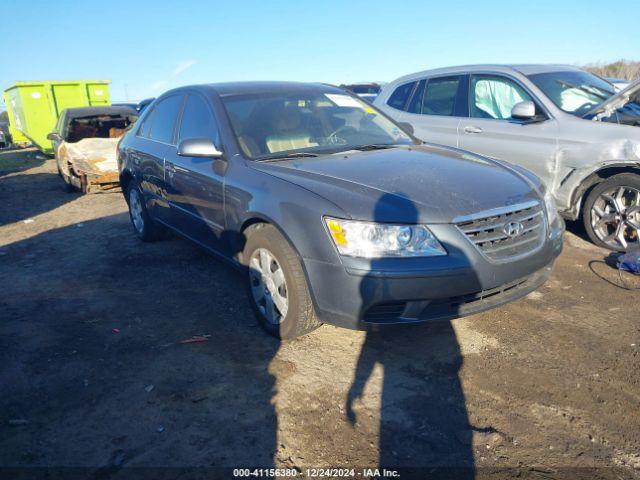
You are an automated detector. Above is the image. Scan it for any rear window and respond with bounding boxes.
[423,76,461,116]
[386,82,416,111]
[139,95,184,144]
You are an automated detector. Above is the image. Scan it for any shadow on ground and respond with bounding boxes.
[0,213,280,473]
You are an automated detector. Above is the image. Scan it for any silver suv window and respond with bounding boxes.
[470,75,534,120]
[386,82,416,111]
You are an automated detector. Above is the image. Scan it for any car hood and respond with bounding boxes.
[251,145,540,224]
[586,78,640,121]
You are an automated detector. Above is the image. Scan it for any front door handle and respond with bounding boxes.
[463,126,483,134]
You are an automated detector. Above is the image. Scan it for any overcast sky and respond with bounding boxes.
[2,0,639,104]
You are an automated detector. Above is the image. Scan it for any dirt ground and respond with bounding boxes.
[1,149,639,480]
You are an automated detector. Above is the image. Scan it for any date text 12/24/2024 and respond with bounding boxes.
[233,468,400,478]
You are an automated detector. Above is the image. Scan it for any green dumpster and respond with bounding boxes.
[3,80,111,154]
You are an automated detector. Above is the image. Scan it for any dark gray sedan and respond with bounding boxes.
[118,82,564,338]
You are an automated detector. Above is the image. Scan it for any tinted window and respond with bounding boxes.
[178,95,219,143]
[387,82,416,111]
[470,75,533,120]
[423,76,461,116]
[144,95,183,144]
[407,80,426,114]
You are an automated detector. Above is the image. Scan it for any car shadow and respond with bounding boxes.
[0,213,280,475]
[346,193,478,478]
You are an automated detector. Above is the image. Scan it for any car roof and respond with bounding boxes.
[169,81,346,97]
[388,64,585,84]
[62,105,138,119]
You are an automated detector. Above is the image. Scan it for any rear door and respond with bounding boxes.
[397,75,467,148]
[459,73,559,186]
[130,94,185,221]
[164,92,226,252]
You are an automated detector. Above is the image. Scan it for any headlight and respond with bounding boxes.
[324,217,446,258]
[543,190,559,226]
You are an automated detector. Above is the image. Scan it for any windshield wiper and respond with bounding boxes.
[258,152,319,162]
[350,144,397,151]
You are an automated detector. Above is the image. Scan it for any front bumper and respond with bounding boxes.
[303,222,563,330]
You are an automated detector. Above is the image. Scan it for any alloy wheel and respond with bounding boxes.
[249,247,289,324]
[591,185,640,250]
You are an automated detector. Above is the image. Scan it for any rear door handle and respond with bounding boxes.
[463,126,483,134]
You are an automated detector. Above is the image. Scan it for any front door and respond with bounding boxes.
[459,74,559,187]
[164,93,226,252]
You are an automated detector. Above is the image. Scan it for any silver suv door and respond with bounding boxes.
[459,73,559,187]
[396,75,467,148]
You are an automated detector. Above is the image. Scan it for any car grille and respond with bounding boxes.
[456,201,546,261]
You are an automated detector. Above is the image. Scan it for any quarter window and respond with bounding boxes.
[142,95,184,144]
[387,81,416,111]
[422,76,462,116]
[407,80,426,114]
[178,94,219,143]
[470,75,533,120]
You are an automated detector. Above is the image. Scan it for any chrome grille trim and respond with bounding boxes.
[456,201,546,261]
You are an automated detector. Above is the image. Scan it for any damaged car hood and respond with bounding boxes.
[586,78,640,121]
[59,138,120,174]
[253,145,539,224]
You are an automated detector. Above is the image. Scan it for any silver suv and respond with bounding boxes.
[375,65,640,251]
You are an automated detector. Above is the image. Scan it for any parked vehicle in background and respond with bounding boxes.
[0,121,11,148]
[136,97,155,114]
[339,83,382,102]
[118,82,563,339]
[47,106,138,193]
[3,80,111,154]
[605,77,631,92]
[376,65,640,251]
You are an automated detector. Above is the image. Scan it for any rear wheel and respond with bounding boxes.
[583,173,640,251]
[243,224,321,339]
[126,181,163,242]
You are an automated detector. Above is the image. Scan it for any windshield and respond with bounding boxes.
[221,90,412,160]
[527,71,616,116]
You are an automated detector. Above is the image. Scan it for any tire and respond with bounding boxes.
[243,224,321,339]
[582,173,640,251]
[126,181,163,242]
[57,164,76,193]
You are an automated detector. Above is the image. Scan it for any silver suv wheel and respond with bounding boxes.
[590,185,640,250]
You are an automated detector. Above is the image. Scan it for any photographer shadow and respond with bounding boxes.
[346,193,478,479]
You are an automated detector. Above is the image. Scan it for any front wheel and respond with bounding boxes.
[243,224,321,339]
[583,173,640,251]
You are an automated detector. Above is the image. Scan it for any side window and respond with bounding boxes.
[178,94,219,144]
[470,75,533,120]
[422,76,462,116]
[407,80,426,114]
[144,95,184,144]
[386,81,416,111]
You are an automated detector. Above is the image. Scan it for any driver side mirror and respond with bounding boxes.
[397,122,414,135]
[177,138,223,158]
[47,132,62,142]
[510,101,536,120]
